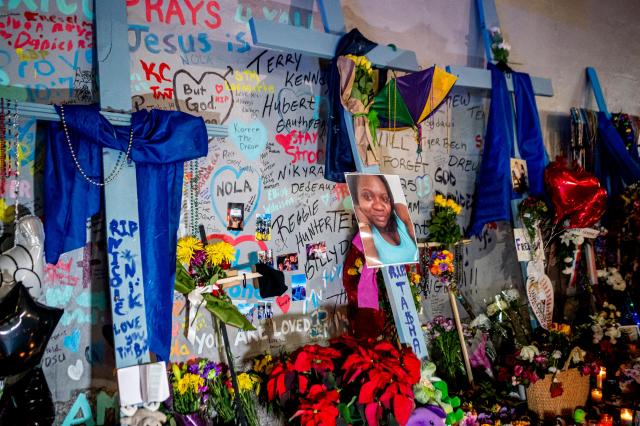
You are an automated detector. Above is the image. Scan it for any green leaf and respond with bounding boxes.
[204,295,256,331]
[351,87,362,100]
[174,262,195,294]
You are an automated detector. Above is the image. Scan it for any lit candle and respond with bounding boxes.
[591,388,602,403]
[599,414,613,426]
[620,408,633,426]
[597,367,606,389]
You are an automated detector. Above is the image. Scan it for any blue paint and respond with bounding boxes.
[45,285,74,307]
[61,392,95,426]
[228,119,267,161]
[63,329,81,352]
[76,292,107,310]
[60,309,94,326]
[210,165,262,235]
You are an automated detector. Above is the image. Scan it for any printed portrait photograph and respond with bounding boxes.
[257,249,273,265]
[345,173,418,268]
[256,213,272,241]
[510,158,529,194]
[276,252,299,272]
[227,202,245,231]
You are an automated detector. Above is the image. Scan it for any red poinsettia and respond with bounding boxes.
[342,340,420,426]
[266,360,309,402]
[290,384,340,426]
[292,344,341,374]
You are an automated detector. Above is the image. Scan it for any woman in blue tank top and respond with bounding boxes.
[350,174,418,267]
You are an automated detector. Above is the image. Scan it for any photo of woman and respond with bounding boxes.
[346,173,418,268]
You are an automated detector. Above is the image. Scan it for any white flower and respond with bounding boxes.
[548,366,558,373]
[498,42,511,51]
[573,235,585,245]
[552,350,562,359]
[489,26,500,35]
[497,299,509,310]
[520,345,540,362]
[565,257,574,264]
[470,314,491,330]
[605,326,621,344]
[504,289,520,303]
[592,324,604,343]
[562,267,574,275]
[487,303,499,317]
[571,348,586,364]
[560,233,573,246]
[597,269,607,278]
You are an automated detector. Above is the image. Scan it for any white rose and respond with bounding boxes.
[498,299,509,310]
[548,366,558,373]
[489,26,500,34]
[504,289,520,303]
[571,348,586,364]
[605,326,621,344]
[552,350,562,359]
[520,345,540,362]
[470,314,491,330]
[592,324,603,343]
[487,303,499,317]
[597,269,607,278]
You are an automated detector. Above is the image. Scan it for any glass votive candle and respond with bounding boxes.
[591,388,603,403]
[599,413,613,426]
[620,408,633,426]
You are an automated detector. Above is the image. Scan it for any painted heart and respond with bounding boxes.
[228,120,267,161]
[526,273,554,330]
[276,294,291,314]
[173,68,234,125]
[277,87,315,133]
[64,329,81,352]
[210,166,262,236]
[208,234,268,267]
[415,174,432,198]
[67,359,84,381]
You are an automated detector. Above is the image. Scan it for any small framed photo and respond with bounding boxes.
[306,242,327,261]
[227,202,244,231]
[510,158,529,194]
[256,213,272,241]
[257,249,273,266]
[276,252,299,272]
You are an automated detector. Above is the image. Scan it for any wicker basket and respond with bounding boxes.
[526,367,590,419]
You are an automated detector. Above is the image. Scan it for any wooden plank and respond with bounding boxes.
[248,18,420,72]
[343,110,428,359]
[15,101,228,137]
[447,65,554,97]
[318,0,346,34]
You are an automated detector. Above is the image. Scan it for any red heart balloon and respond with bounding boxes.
[544,160,607,228]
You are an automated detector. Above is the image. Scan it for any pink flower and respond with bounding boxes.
[534,355,547,365]
[514,365,524,377]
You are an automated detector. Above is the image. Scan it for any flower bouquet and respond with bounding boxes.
[428,195,462,245]
[488,26,511,66]
[236,372,261,426]
[169,359,223,426]
[337,54,379,165]
[174,236,254,331]
[424,316,470,391]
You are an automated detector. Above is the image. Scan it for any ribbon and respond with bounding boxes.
[185,284,217,345]
[352,233,379,310]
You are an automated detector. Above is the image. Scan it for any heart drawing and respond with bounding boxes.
[210,166,262,235]
[228,120,267,161]
[276,294,291,314]
[526,273,554,330]
[173,68,234,125]
[63,329,81,352]
[67,359,84,381]
[207,234,268,270]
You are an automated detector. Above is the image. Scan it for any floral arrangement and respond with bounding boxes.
[261,336,420,426]
[518,196,549,244]
[424,316,470,390]
[596,267,627,291]
[168,359,224,419]
[343,54,375,108]
[429,249,455,281]
[559,230,584,275]
[498,327,599,397]
[488,26,511,64]
[174,236,254,331]
[616,359,640,394]
[237,372,261,426]
[590,301,622,345]
[428,194,462,244]
[481,289,531,347]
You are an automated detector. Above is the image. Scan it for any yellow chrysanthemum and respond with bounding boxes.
[410,273,421,285]
[177,236,203,264]
[434,194,447,207]
[237,373,256,392]
[354,258,363,268]
[205,241,236,266]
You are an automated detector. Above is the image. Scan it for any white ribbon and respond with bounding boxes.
[186,284,219,344]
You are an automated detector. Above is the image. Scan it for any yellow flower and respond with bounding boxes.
[177,236,203,264]
[205,241,236,266]
[237,373,257,392]
[434,194,446,207]
[354,258,363,268]
[411,273,421,284]
[176,378,188,395]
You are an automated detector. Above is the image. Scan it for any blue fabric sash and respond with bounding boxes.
[45,105,208,361]
[468,63,548,236]
[595,111,640,196]
[324,29,377,183]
